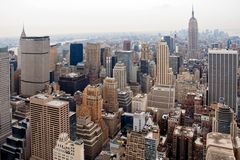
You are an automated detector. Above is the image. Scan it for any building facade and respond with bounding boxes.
[0,47,11,146]
[53,133,84,160]
[86,43,101,83]
[20,36,50,96]
[208,49,238,111]
[113,62,127,90]
[70,43,83,65]
[30,94,70,160]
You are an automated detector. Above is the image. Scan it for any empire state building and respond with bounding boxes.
[188,7,198,58]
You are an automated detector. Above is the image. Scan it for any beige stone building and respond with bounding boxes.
[30,94,69,160]
[53,133,84,160]
[86,43,101,83]
[206,132,236,160]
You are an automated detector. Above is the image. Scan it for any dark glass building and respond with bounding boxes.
[59,73,89,95]
[70,43,83,65]
[164,36,175,54]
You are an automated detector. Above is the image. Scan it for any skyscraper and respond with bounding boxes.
[208,49,238,111]
[212,102,234,134]
[141,43,149,60]
[156,40,174,86]
[103,77,119,112]
[113,62,127,90]
[80,85,109,144]
[163,36,174,54]
[0,47,11,146]
[86,43,101,83]
[21,36,50,96]
[70,43,83,65]
[17,26,26,69]
[147,40,175,117]
[188,6,198,58]
[30,94,69,160]
[115,50,133,82]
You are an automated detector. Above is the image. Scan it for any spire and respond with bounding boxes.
[20,24,26,38]
[192,5,194,17]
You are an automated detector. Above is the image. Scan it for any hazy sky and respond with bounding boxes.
[0,0,240,37]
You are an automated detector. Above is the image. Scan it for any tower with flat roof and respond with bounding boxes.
[30,94,69,160]
[20,36,50,96]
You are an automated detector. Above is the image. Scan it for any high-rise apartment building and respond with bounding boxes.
[123,40,131,51]
[70,43,83,66]
[30,94,69,160]
[103,77,119,112]
[53,133,84,160]
[208,49,238,111]
[188,7,198,58]
[113,62,127,90]
[0,47,11,146]
[21,36,50,96]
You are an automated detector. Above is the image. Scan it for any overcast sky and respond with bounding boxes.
[0,0,240,37]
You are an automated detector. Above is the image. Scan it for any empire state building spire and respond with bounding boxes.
[188,6,198,58]
[192,5,194,17]
[20,25,26,38]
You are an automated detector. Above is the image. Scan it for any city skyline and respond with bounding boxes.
[0,0,240,37]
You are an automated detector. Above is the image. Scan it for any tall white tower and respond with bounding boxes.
[188,6,198,58]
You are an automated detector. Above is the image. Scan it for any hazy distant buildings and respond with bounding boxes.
[208,49,238,111]
[70,43,83,65]
[86,43,101,83]
[0,47,11,146]
[188,7,198,58]
[123,40,131,51]
[115,50,133,82]
[169,55,181,75]
[141,43,149,60]
[20,36,50,96]
[30,94,69,160]
[53,133,84,160]
[164,36,175,54]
